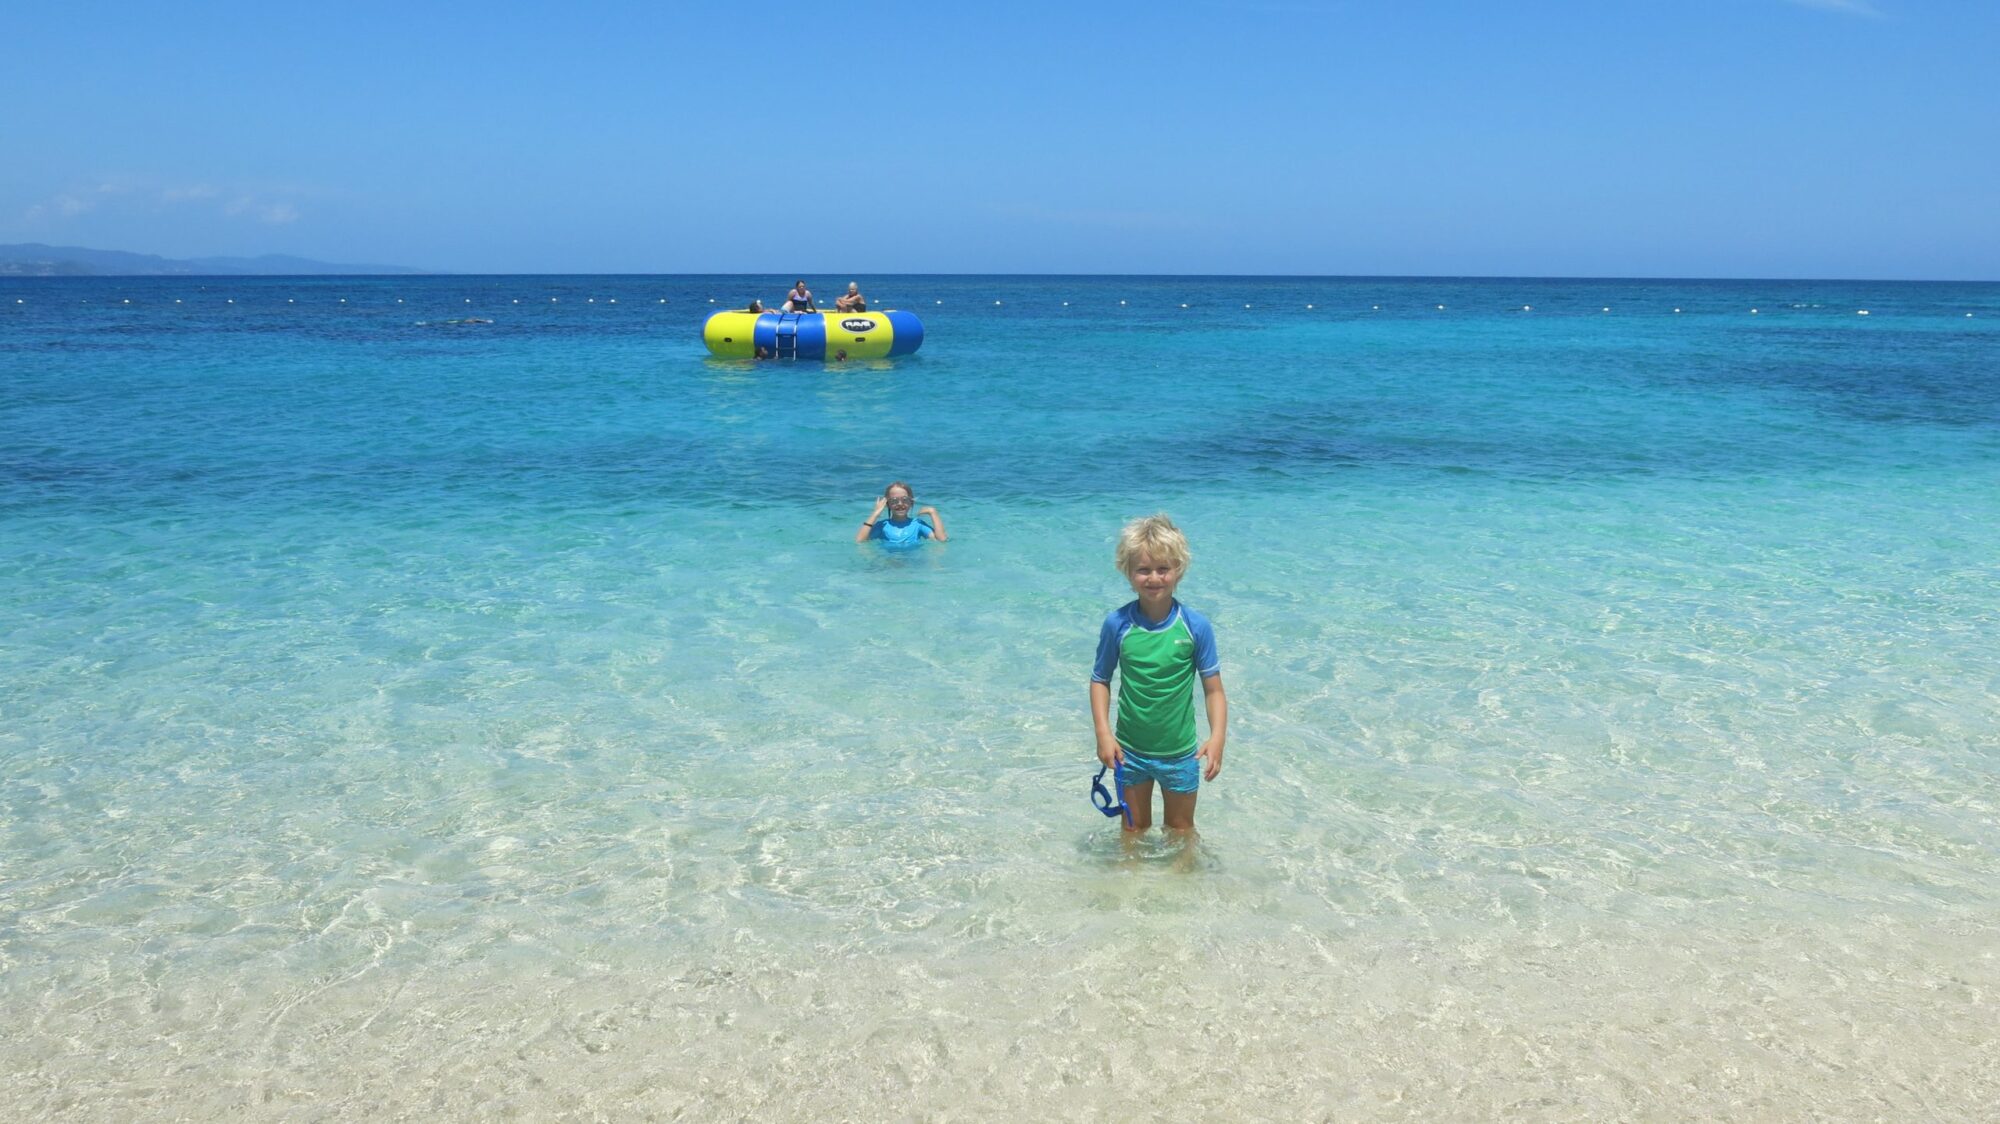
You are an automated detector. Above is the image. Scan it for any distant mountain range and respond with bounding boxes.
[0,243,428,276]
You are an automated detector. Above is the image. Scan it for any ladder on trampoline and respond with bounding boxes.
[772,312,802,359]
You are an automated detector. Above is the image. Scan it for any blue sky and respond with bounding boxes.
[4,1,1994,278]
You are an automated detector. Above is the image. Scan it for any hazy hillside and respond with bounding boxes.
[0,243,428,276]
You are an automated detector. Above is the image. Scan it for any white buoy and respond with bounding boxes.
[513,299,520,304]
[1372,305,1380,310]
[397,298,403,303]
[1522,305,1531,311]
[1119,300,1126,305]
[1244,303,1252,308]
[994,300,1001,305]
[708,298,715,303]
[1436,304,1444,310]
[658,299,666,303]
[609,299,617,304]
[124,299,131,304]
[1306,304,1313,309]
[552,298,559,303]
[175,299,181,304]
[1062,301,1069,307]
[1674,308,1682,313]
[1968,312,1975,317]
[340,298,347,303]
[1751,308,1759,314]
[588,298,595,303]
[1858,310,1870,316]
[1602,307,1610,312]
[1181,303,1189,309]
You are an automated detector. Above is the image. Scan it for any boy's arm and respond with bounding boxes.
[1197,673,1228,781]
[1090,681,1122,769]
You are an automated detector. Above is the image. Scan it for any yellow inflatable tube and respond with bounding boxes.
[702,309,925,360]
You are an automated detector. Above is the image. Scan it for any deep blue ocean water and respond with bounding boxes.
[3,274,1998,1117]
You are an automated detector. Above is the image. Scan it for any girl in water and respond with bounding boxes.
[855,481,948,546]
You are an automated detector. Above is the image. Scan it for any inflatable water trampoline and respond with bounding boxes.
[702,309,924,360]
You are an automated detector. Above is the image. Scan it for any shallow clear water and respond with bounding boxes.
[3,275,1998,1118]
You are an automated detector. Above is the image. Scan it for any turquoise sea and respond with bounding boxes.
[3,275,1997,1119]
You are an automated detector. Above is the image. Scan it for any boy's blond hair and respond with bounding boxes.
[1115,514,1191,574]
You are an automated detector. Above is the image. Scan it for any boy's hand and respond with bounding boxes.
[1096,735,1123,770]
[1198,738,1224,781]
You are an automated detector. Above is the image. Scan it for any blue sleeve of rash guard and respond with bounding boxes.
[1090,608,1127,684]
[1183,607,1220,678]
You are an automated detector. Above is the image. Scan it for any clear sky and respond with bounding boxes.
[4,1,1995,278]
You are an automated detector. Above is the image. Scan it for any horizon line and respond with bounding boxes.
[5,270,1998,285]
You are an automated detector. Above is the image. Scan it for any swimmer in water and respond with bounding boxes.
[855,481,947,545]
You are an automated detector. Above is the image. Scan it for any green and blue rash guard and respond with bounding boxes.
[1092,600,1220,760]
[867,516,934,548]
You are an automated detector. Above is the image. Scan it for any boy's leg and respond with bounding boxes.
[1160,788,1198,834]
[1120,779,1155,832]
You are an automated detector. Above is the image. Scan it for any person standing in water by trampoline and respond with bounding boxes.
[856,481,947,546]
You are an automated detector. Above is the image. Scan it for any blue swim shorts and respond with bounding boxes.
[1116,751,1201,795]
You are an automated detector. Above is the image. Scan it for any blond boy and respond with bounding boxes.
[1089,515,1228,835]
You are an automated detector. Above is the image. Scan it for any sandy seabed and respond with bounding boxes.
[8,912,1994,1122]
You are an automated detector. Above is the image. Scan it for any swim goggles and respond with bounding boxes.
[1091,765,1130,826]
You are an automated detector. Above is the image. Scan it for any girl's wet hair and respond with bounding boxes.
[1115,514,1190,574]
[884,480,914,501]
